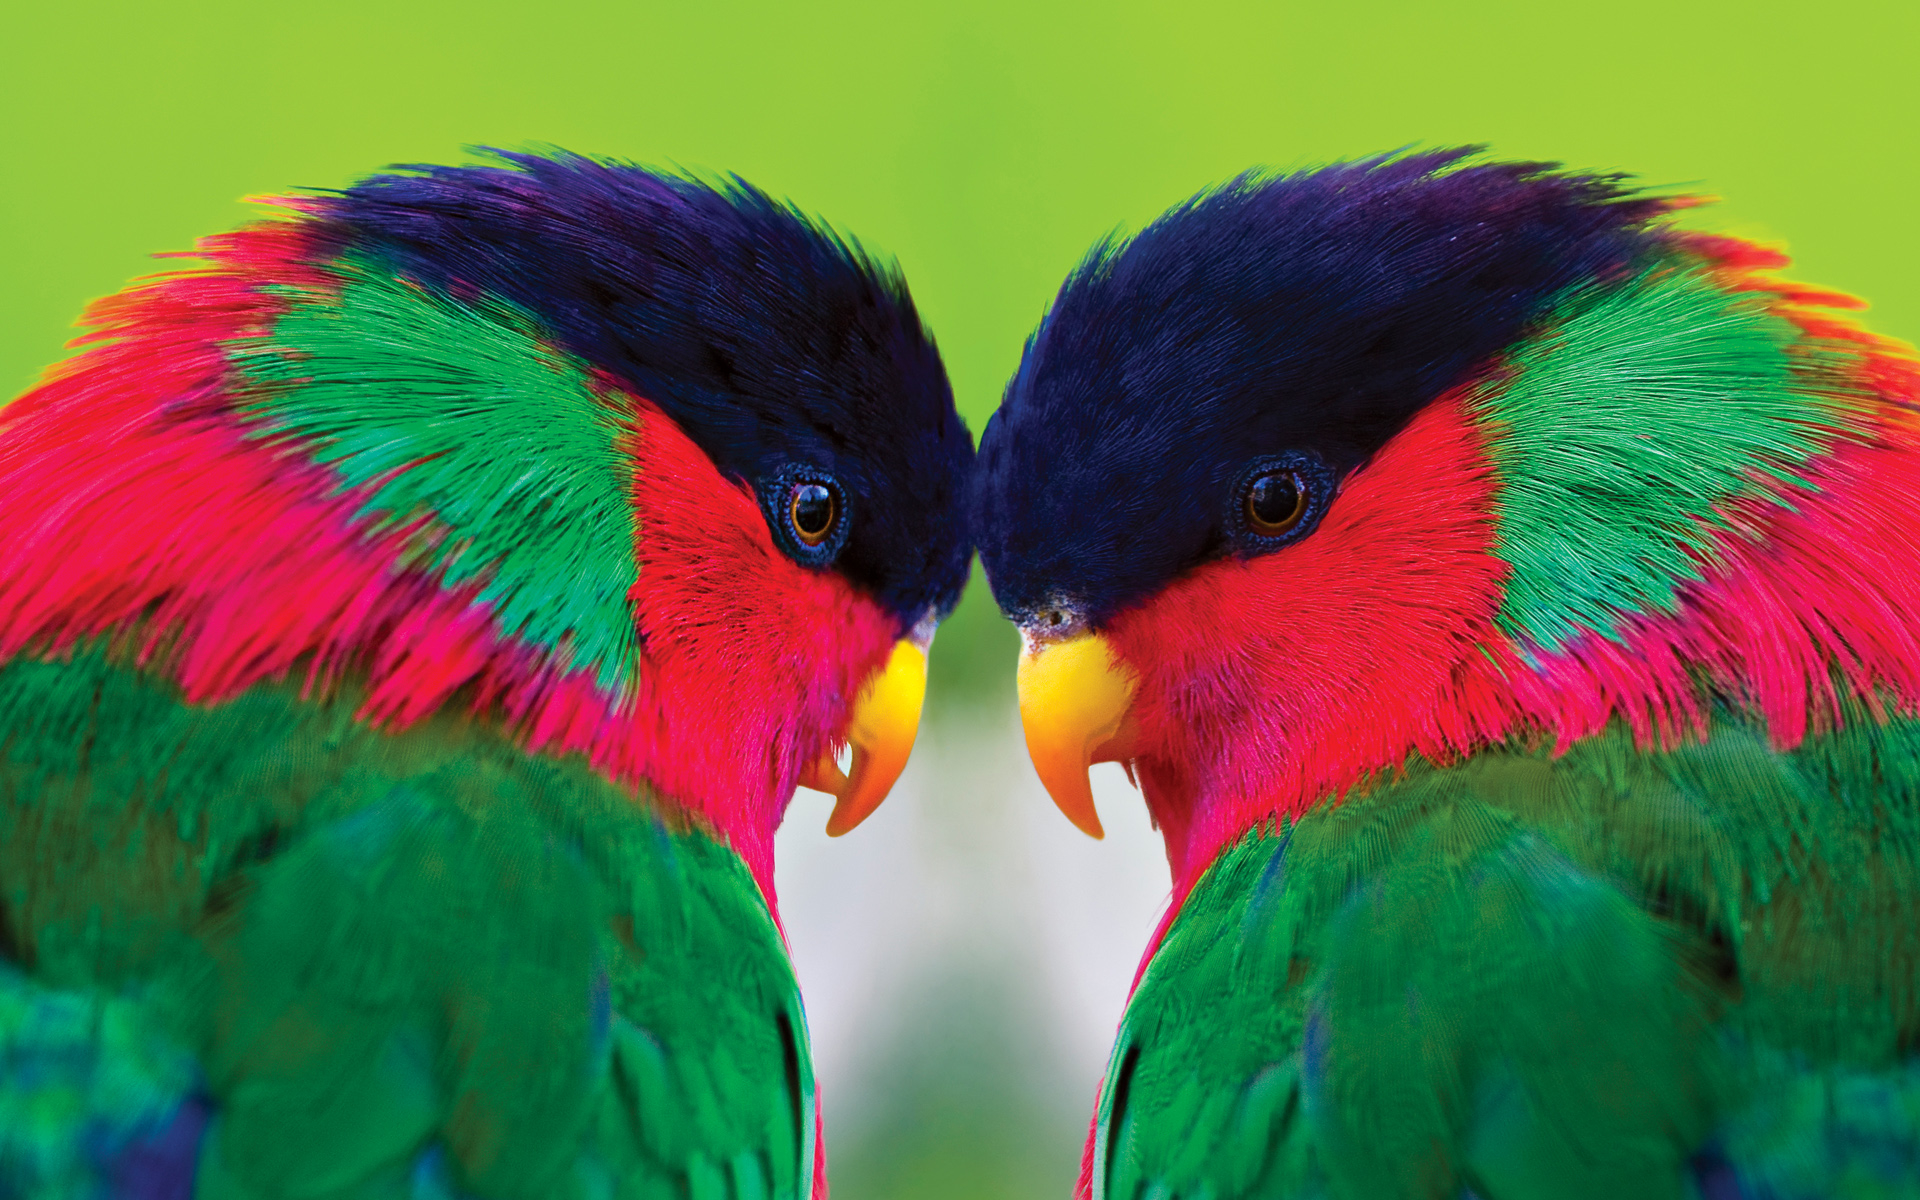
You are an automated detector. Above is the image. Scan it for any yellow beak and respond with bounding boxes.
[1015,633,1138,839]
[802,639,928,836]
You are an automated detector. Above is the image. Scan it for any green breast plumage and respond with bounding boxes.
[1099,711,1920,1200]
[0,647,815,1199]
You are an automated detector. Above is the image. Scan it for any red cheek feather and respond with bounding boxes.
[1105,392,1511,894]
[620,397,901,880]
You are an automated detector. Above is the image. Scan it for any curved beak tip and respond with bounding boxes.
[1025,744,1109,840]
[1015,633,1135,840]
[816,639,927,837]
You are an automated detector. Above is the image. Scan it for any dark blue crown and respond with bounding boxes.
[316,149,974,627]
[976,149,1668,628]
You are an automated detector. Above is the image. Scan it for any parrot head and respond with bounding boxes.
[314,154,974,846]
[0,151,974,888]
[975,148,1918,892]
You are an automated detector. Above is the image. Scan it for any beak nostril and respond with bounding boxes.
[1019,601,1090,653]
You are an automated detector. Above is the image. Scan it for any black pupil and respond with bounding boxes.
[792,484,834,537]
[1249,472,1302,527]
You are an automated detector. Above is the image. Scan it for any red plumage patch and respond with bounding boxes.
[618,394,899,886]
[1106,391,1508,894]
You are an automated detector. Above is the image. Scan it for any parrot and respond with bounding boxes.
[0,149,973,1199]
[972,149,1920,1199]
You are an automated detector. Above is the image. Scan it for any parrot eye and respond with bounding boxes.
[1230,452,1335,553]
[1245,471,1307,535]
[763,466,849,564]
[788,482,837,546]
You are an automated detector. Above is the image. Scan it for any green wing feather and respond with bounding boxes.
[230,252,642,693]
[1099,711,1920,1200]
[0,648,813,1199]
[1479,263,1855,652]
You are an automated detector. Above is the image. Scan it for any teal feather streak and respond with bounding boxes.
[1480,265,1858,651]
[1100,711,1920,1200]
[228,254,640,694]
[0,649,813,1199]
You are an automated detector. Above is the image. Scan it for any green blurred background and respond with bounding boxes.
[4,2,1916,1196]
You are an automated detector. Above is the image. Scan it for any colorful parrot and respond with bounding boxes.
[0,150,972,1198]
[974,150,1920,1199]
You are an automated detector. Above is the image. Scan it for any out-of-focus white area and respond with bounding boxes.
[774,701,1169,1192]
